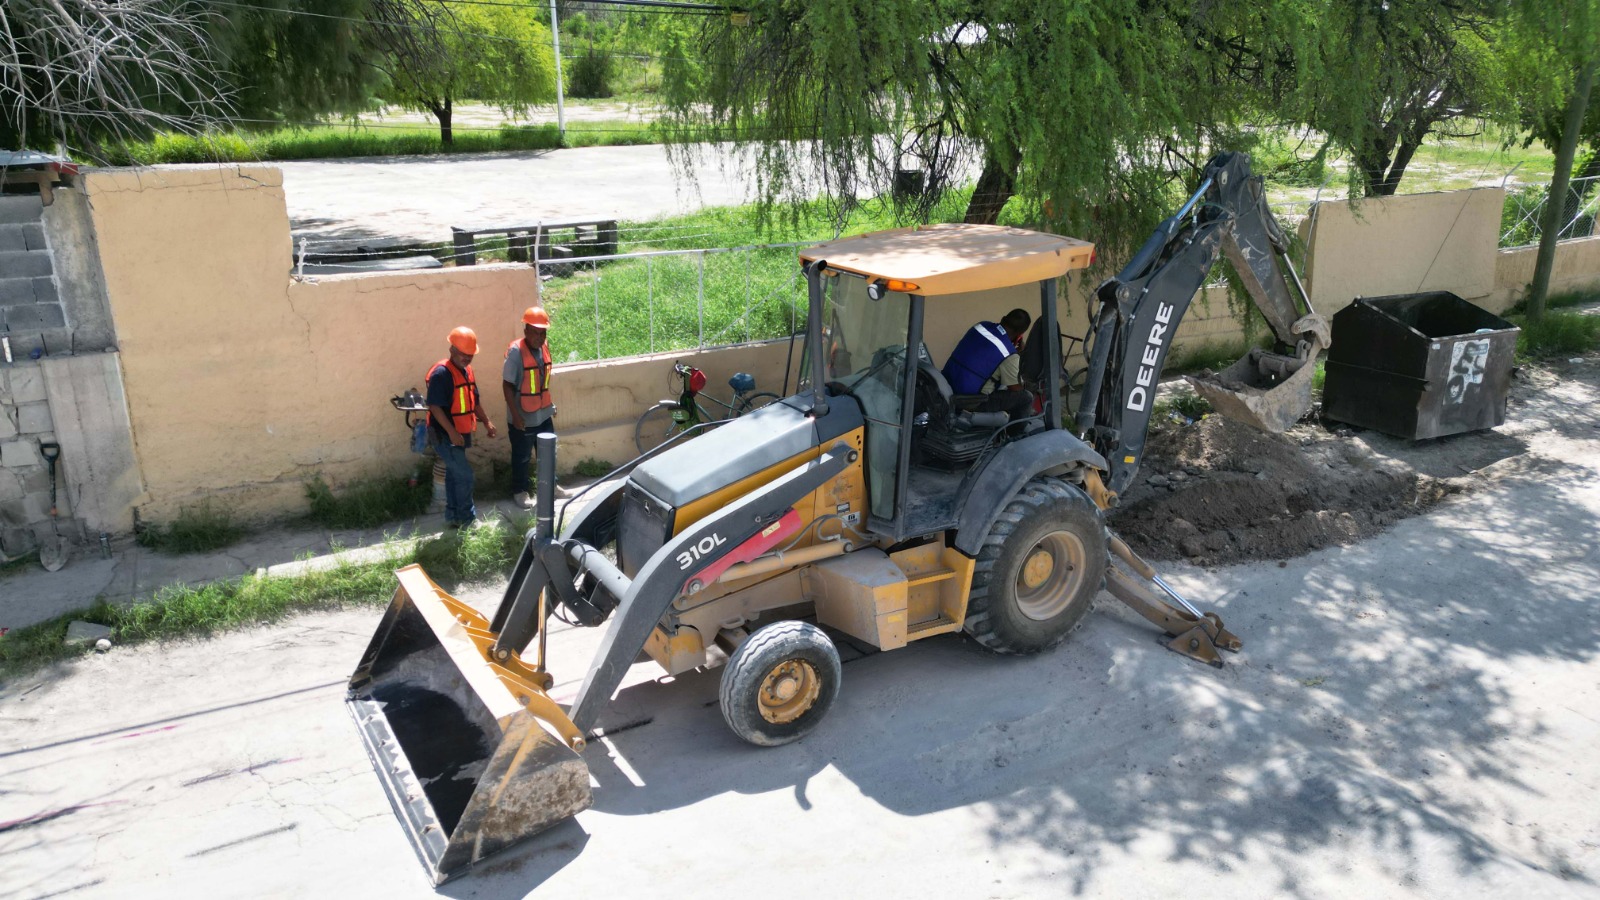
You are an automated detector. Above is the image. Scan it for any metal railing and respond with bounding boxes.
[1501,175,1600,248]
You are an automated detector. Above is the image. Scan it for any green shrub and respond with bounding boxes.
[413,513,527,583]
[573,457,613,478]
[1153,390,1213,423]
[136,502,246,554]
[569,49,614,99]
[306,466,432,529]
[1513,312,1600,359]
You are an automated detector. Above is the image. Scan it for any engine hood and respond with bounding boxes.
[629,399,816,509]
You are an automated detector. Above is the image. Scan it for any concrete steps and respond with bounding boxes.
[0,195,62,332]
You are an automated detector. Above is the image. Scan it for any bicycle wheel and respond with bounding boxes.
[736,392,781,416]
[634,401,710,455]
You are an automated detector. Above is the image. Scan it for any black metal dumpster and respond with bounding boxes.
[1322,292,1519,440]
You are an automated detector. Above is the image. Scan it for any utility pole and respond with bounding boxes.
[549,0,566,143]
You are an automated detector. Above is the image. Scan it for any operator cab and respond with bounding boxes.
[796,224,1095,542]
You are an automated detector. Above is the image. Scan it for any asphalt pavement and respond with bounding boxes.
[280,143,764,245]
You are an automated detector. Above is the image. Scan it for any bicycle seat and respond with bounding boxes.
[728,372,756,393]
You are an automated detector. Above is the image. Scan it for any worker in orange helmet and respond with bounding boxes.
[502,306,556,509]
[426,326,497,528]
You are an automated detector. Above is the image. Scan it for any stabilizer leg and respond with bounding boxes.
[1104,532,1242,668]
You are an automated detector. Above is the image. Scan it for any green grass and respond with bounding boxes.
[306,466,433,530]
[106,120,667,165]
[573,457,614,478]
[1507,288,1600,315]
[0,513,528,681]
[1511,311,1600,360]
[135,502,246,555]
[1153,389,1213,423]
[540,192,976,362]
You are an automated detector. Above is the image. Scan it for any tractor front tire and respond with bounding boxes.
[719,620,841,747]
[963,476,1107,654]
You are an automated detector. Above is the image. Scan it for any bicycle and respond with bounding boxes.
[634,361,781,454]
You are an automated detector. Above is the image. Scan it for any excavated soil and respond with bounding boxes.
[1105,379,1524,565]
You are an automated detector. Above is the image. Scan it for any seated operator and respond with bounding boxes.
[942,308,1035,420]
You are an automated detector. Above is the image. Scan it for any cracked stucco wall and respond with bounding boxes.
[83,166,547,523]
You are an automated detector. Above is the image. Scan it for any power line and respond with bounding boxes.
[434,0,731,11]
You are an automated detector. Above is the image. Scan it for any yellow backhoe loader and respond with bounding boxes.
[346,152,1328,883]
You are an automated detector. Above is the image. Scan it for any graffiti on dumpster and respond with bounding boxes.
[1446,339,1490,405]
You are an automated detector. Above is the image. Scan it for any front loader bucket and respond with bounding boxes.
[347,565,591,884]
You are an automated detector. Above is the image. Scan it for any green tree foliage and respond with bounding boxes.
[208,0,377,123]
[0,0,227,158]
[1503,0,1600,318]
[1305,2,1509,197]
[365,0,558,145]
[569,49,615,99]
[659,1,1344,252]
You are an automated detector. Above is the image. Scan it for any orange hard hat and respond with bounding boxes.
[522,306,550,329]
[448,326,479,355]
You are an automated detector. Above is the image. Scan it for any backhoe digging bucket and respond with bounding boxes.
[347,565,591,884]
[1187,346,1316,433]
[1187,317,1329,434]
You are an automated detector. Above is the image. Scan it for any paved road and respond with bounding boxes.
[280,143,763,245]
[5,366,1600,898]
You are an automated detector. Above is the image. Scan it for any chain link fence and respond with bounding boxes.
[1502,176,1600,248]
[536,242,811,363]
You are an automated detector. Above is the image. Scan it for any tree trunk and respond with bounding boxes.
[431,97,454,146]
[1376,136,1424,197]
[1529,60,1597,321]
[1357,134,1399,197]
[964,152,1018,225]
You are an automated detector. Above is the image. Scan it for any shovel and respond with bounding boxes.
[38,441,66,572]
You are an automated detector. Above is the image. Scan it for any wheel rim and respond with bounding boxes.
[757,659,820,724]
[1014,530,1087,621]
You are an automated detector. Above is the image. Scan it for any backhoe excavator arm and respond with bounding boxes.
[1065,152,1330,670]
[1075,152,1330,499]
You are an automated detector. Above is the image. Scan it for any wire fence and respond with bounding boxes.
[294,231,813,363]
[1501,175,1600,248]
[537,243,810,363]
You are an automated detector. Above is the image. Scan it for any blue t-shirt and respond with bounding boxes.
[427,362,478,448]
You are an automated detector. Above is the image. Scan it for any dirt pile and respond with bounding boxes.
[1110,410,1465,565]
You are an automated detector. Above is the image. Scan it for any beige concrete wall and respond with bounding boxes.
[550,339,803,467]
[1303,188,1505,314]
[1487,236,1600,312]
[86,166,543,522]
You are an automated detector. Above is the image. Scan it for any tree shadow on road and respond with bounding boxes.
[513,450,1600,897]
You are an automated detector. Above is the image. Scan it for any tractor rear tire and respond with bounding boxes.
[719,620,841,747]
[963,476,1107,654]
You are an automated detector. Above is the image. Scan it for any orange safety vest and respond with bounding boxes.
[429,359,477,435]
[512,338,554,414]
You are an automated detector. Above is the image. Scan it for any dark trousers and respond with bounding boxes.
[434,439,476,525]
[981,389,1035,420]
[509,418,556,495]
